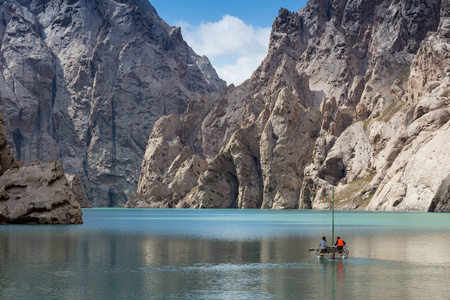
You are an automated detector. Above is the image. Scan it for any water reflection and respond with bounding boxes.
[350,232,450,264]
[139,236,308,298]
[0,210,450,299]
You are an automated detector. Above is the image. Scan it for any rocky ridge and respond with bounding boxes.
[0,0,225,207]
[129,0,450,211]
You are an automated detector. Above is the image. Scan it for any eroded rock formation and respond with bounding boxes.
[0,159,84,224]
[129,0,449,211]
[0,0,225,206]
[0,111,83,224]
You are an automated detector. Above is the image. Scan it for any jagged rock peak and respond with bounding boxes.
[0,0,226,207]
[127,0,450,211]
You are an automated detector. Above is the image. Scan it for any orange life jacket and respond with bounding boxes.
[336,239,344,247]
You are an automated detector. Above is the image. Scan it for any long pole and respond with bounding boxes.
[332,181,335,244]
[332,181,335,259]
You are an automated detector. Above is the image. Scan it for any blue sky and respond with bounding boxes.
[149,0,308,85]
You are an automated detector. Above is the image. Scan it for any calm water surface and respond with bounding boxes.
[1,209,449,299]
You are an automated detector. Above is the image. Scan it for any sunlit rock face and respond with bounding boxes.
[66,173,92,208]
[131,0,448,211]
[0,0,226,207]
[367,2,450,212]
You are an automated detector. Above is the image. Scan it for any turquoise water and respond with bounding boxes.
[1,209,450,299]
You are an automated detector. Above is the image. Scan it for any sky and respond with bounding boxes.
[149,0,308,86]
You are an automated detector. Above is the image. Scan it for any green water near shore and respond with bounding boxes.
[0,209,449,299]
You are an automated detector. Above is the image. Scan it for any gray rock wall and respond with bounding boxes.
[0,111,20,176]
[0,0,225,206]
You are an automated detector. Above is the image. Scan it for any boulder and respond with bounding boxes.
[0,159,83,224]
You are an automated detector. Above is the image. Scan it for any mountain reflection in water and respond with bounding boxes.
[0,209,449,299]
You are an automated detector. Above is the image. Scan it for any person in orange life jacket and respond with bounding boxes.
[334,237,346,253]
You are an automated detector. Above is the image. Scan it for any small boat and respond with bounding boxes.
[316,246,349,259]
[315,182,349,259]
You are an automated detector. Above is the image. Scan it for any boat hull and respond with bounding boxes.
[316,247,349,259]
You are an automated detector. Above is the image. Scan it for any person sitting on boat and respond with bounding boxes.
[319,236,328,253]
[334,236,346,253]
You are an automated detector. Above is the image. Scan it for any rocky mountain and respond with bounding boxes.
[128,0,450,211]
[0,111,83,224]
[0,0,226,207]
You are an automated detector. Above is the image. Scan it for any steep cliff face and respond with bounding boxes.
[132,0,449,211]
[366,1,450,211]
[0,0,225,206]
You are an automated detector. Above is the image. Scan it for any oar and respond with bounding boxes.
[308,248,316,251]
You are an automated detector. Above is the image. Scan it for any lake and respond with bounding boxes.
[0,209,449,299]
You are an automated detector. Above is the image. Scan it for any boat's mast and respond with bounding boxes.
[332,181,335,244]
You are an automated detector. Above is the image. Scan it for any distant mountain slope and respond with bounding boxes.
[128,0,450,211]
[0,0,226,206]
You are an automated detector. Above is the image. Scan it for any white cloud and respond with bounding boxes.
[215,55,266,87]
[176,15,271,86]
